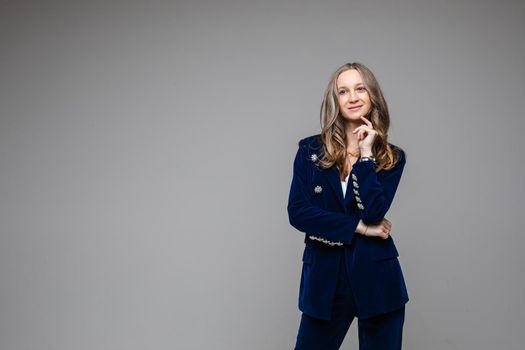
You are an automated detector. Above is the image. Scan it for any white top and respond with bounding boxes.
[341,173,350,198]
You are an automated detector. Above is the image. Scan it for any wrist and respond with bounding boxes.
[358,156,377,168]
[359,149,373,157]
[357,220,368,236]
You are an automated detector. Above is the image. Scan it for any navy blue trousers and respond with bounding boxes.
[294,245,405,350]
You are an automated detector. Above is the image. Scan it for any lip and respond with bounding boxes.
[348,105,362,111]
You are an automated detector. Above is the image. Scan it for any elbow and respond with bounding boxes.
[288,217,300,231]
[288,205,300,230]
[287,202,305,231]
[287,203,299,228]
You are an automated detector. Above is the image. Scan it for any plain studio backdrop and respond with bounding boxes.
[1,0,524,349]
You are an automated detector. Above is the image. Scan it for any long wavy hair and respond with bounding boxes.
[318,62,403,178]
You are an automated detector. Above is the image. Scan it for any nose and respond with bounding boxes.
[348,90,359,102]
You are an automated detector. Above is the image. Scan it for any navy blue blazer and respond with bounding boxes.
[287,134,409,320]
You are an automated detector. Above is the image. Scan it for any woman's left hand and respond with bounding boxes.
[352,116,377,152]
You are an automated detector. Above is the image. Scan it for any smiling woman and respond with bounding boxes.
[288,62,408,350]
[317,63,401,180]
[336,70,372,119]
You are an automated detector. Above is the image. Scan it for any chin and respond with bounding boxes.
[342,114,363,122]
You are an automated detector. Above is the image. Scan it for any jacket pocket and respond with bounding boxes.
[371,242,399,261]
[372,249,399,262]
[359,235,400,261]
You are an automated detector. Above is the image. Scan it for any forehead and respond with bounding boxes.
[336,69,364,88]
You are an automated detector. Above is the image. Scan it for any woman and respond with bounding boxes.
[287,62,408,350]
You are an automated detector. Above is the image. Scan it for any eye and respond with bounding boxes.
[338,90,346,95]
[357,86,366,92]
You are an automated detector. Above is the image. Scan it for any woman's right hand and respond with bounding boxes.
[357,218,392,239]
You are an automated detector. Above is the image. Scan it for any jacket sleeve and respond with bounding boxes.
[349,148,406,224]
[287,141,359,245]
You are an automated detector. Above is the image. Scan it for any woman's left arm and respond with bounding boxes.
[349,149,406,225]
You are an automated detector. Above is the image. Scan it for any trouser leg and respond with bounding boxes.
[294,252,357,350]
[293,311,353,350]
[357,306,405,350]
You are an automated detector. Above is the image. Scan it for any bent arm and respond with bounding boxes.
[349,149,406,224]
[287,142,359,245]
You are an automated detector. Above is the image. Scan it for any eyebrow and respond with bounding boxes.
[337,83,365,89]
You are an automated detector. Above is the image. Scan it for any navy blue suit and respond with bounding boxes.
[287,134,409,349]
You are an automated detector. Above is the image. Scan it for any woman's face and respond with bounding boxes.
[336,69,372,122]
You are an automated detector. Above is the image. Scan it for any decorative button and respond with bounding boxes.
[314,185,323,194]
[352,181,359,188]
[353,188,359,195]
[308,235,343,246]
[310,153,318,162]
[351,174,357,181]
[355,196,362,203]
[357,203,364,210]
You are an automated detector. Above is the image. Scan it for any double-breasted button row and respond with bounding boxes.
[308,235,343,246]
[351,172,365,210]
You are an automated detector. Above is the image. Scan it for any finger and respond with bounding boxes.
[355,124,371,131]
[360,115,373,127]
[352,125,364,133]
[360,116,373,129]
[361,128,374,138]
[354,125,372,134]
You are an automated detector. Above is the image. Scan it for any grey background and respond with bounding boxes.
[1,0,524,349]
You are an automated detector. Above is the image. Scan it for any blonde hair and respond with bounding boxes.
[318,62,403,178]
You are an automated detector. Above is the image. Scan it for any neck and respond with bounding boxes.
[344,120,362,152]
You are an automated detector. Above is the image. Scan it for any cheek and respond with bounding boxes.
[364,97,372,110]
[358,103,371,116]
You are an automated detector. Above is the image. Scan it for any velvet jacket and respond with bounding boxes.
[287,134,409,320]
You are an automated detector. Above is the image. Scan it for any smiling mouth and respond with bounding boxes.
[348,106,362,110]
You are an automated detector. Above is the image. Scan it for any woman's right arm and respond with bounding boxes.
[287,142,360,245]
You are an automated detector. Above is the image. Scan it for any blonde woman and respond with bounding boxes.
[287,62,408,349]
